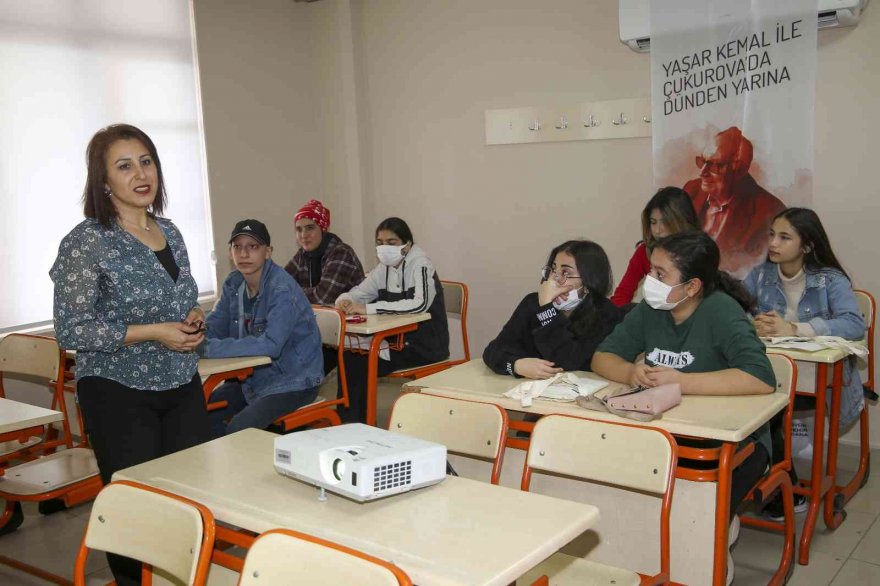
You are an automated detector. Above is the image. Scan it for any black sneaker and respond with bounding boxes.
[763,493,808,522]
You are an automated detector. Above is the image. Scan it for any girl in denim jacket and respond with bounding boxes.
[743,208,866,431]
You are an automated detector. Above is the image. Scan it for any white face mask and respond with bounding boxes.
[376,244,407,266]
[643,275,689,311]
[552,288,585,311]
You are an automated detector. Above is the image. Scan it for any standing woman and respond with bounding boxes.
[335,217,449,423]
[610,186,700,307]
[483,240,624,378]
[51,124,211,586]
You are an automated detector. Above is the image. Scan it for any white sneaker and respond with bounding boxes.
[729,515,740,549]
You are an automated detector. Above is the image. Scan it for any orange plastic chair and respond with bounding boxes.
[388,392,508,484]
[0,335,102,584]
[73,480,215,586]
[519,414,677,586]
[386,280,470,380]
[236,528,412,586]
[739,352,798,585]
[273,306,350,431]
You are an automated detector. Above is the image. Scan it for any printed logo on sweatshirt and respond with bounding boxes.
[646,348,695,369]
[536,307,557,327]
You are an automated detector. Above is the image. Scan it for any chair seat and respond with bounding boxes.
[389,360,450,376]
[297,397,326,410]
[0,448,99,496]
[518,553,640,586]
[0,436,42,458]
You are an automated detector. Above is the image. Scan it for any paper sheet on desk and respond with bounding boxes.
[762,336,868,357]
[345,334,391,361]
[504,373,609,407]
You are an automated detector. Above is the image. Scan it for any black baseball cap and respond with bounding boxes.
[229,219,271,246]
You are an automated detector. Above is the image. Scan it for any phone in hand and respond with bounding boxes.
[345,315,367,323]
[184,320,207,334]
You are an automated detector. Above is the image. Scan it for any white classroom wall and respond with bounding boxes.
[193,0,880,447]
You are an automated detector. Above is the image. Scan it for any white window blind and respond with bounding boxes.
[0,0,214,334]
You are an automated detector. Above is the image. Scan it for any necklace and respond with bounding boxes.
[120,216,150,231]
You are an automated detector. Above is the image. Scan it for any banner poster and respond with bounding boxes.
[651,0,818,279]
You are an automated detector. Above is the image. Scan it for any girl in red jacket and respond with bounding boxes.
[610,187,700,307]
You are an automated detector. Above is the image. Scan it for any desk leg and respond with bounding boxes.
[798,363,831,565]
[365,334,385,427]
[824,361,846,530]
[363,324,419,427]
[712,442,735,586]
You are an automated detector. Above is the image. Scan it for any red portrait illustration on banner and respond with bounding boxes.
[683,126,786,277]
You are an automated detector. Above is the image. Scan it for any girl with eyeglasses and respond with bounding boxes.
[610,186,700,308]
[482,240,624,379]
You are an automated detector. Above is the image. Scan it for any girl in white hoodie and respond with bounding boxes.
[336,217,449,422]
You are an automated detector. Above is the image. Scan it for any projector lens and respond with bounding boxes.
[332,458,346,481]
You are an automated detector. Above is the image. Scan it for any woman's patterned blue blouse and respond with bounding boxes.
[51,217,200,390]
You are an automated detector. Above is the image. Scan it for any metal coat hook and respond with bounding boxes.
[612,112,628,126]
[554,115,568,130]
[643,116,651,123]
[583,114,599,128]
[528,119,541,131]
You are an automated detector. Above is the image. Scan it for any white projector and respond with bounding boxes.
[273,424,447,502]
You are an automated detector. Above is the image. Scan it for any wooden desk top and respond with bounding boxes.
[404,359,789,443]
[764,343,865,365]
[345,313,431,335]
[197,356,271,377]
[115,428,598,586]
[0,398,63,434]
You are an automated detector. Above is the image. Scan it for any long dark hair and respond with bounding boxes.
[543,240,613,336]
[640,186,700,245]
[651,231,754,312]
[772,208,850,281]
[375,217,414,243]
[83,124,167,227]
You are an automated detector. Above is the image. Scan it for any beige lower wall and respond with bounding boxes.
[193,0,879,446]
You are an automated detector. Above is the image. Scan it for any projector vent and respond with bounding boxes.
[373,460,412,492]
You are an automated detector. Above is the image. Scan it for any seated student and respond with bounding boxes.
[285,199,364,376]
[284,199,365,305]
[592,230,775,586]
[610,187,700,308]
[203,220,323,437]
[335,217,449,423]
[483,240,624,378]
[743,208,866,518]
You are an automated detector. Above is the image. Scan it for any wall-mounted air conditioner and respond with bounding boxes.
[619,0,871,53]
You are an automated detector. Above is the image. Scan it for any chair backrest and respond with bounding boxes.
[523,414,676,495]
[237,528,412,586]
[0,334,75,449]
[854,289,875,390]
[74,481,215,586]
[0,334,62,382]
[440,280,470,361]
[766,352,797,469]
[313,306,348,403]
[388,393,508,483]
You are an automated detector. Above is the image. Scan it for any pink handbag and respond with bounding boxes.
[576,383,682,422]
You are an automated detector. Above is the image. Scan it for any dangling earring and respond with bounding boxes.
[104,188,112,198]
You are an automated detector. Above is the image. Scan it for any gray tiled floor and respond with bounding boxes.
[1,383,877,585]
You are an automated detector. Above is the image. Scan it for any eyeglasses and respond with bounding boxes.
[541,266,582,285]
[695,155,732,174]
